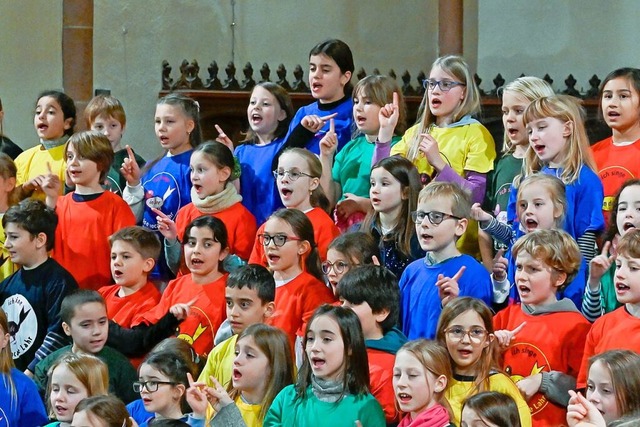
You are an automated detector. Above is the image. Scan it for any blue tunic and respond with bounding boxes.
[0,368,48,427]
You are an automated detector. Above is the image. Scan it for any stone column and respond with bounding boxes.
[438,0,463,56]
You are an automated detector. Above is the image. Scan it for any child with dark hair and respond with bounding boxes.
[338,265,407,424]
[0,199,78,374]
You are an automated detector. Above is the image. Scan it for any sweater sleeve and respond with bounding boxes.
[480,217,516,247]
[123,183,145,222]
[540,370,576,406]
[581,285,603,323]
[372,140,393,164]
[435,166,487,204]
[211,403,248,427]
[106,312,180,357]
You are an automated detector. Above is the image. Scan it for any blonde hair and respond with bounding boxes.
[617,228,640,259]
[397,339,453,417]
[0,153,18,207]
[353,75,407,135]
[279,148,330,213]
[511,229,582,290]
[418,181,472,219]
[517,173,566,229]
[407,55,481,162]
[46,353,109,419]
[502,76,554,154]
[522,95,597,185]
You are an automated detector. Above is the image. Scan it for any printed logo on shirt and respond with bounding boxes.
[504,342,551,415]
[142,172,182,230]
[1,294,38,360]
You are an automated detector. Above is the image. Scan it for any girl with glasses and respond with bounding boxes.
[134,349,196,426]
[323,232,378,295]
[378,56,496,261]
[258,208,335,355]
[249,148,339,266]
[436,297,531,427]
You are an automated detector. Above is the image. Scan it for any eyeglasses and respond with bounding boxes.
[422,79,466,92]
[132,380,177,393]
[273,169,314,181]
[445,326,488,343]
[321,260,351,274]
[258,233,302,247]
[411,210,462,225]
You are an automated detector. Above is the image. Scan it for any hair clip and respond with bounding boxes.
[193,100,200,112]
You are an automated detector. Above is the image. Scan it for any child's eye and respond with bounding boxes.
[240,302,251,309]
[322,337,332,343]
[226,300,233,308]
[392,372,401,379]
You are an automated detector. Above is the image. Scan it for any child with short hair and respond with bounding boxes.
[0,199,78,374]
[198,264,276,390]
[578,228,640,388]
[85,94,146,196]
[400,181,492,340]
[0,153,20,281]
[338,265,408,424]
[34,290,139,403]
[494,229,591,426]
[99,226,162,329]
[41,130,136,290]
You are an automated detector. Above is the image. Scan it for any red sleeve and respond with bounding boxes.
[298,278,336,336]
[568,317,591,379]
[233,206,257,260]
[577,321,600,389]
[248,223,267,266]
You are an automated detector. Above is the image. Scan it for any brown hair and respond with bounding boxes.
[511,229,582,290]
[109,225,162,261]
[462,391,522,427]
[66,130,114,182]
[74,395,134,427]
[617,228,640,259]
[84,95,126,128]
[436,297,500,394]
[588,350,640,419]
[0,153,18,207]
[278,148,331,213]
[353,75,407,135]
[242,82,294,143]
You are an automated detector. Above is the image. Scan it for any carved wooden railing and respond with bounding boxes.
[160,59,611,149]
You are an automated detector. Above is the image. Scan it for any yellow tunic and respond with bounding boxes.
[15,142,67,201]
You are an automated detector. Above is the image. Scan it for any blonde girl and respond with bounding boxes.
[187,324,295,427]
[591,68,640,225]
[156,141,257,274]
[250,148,339,264]
[264,305,386,427]
[45,352,109,426]
[220,82,294,225]
[16,90,75,201]
[257,208,335,351]
[436,297,531,426]
[568,350,640,426]
[122,93,202,281]
[516,94,604,265]
[393,339,452,427]
[0,308,47,426]
[360,155,424,279]
[584,179,640,320]
[479,77,554,269]
[319,75,407,230]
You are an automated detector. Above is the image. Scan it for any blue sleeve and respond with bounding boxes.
[573,169,605,236]
[507,182,518,224]
[459,256,492,306]
[18,372,49,427]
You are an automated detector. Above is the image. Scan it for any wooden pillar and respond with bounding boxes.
[63,0,93,130]
[438,0,463,56]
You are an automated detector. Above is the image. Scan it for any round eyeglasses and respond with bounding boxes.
[422,79,466,92]
[445,326,488,343]
[321,260,351,275]
[273,169,314,181]
[257,233,302,247]
[411,210,462,225]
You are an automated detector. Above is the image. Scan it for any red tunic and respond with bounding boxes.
[577,306,640,388]
[53,192,136,290]
[249,207,339,265]
[175,202,257,262]
[139,274,228,357]
[268,271,335,347]
[98,282,161,327]
[494,304,590,426]
[368,348,399,423]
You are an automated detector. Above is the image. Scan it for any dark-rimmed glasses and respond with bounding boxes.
[422,79,466,92]
[133,380,177,393]
[411,210,462,225]
[258,233,302,247]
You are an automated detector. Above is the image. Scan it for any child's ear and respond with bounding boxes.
[434,374,448,393]
[373,308,390,324]
[263,301,276,319]
[62,322,72,337]
[219,246,229,262]
[172,383,186,401]
[277,109,287,122]
[297,240,311,256]
[340,71,352,88]
[63,117,73,131]
[309,177,320,192]
[4,176,16,192]
[484,333,495,349]
[553,271,568,289]
[220,166,232,183]
[563,120,574,137]
[455,218,468,237]
[35,232,48,250]
[142,257,156,274]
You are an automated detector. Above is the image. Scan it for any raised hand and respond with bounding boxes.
[319,119,338,158]
[378,91,400,143]
[566,390,606,427]
[152,207,178,241]
[301,112,338,134]
[185,372,210,417]
[335,193,368,221]
[120,145,141,186]
[169,297,197,321]
[494,321,526,348]
[436,266,465,306]
[588,241,614,289]
[203,375,234,412]
[492,249,508,282]
[471,202,493,222]
[215,124,234,152]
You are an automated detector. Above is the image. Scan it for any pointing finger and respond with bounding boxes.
[493,248,505,262]
[151,207,169,219]
[186,297,198,307]
[329,118,335,134]
[319,112,338,121]
[511,321,526,336]
[452,266,466,281]
[392,91,399,107]
[47,162,53,175]
[215,124,226,137]
[601,241,611,257]
[125,144,135,161]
